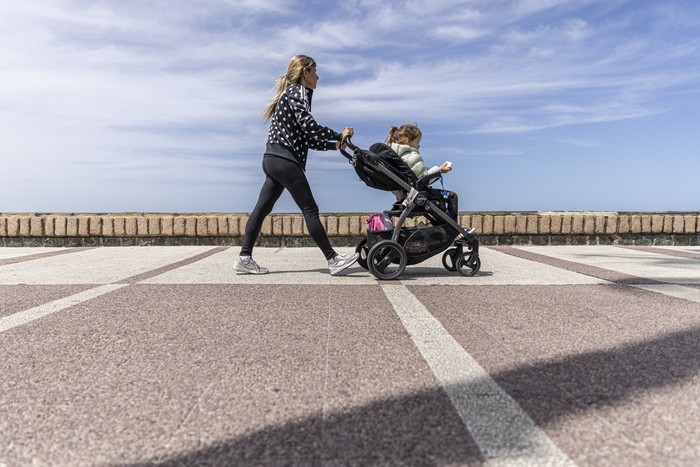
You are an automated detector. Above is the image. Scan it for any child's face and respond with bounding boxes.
[408,136,421,150]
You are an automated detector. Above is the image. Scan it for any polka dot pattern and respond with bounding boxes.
[267,83,341,168]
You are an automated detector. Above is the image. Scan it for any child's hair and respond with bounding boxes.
[386,123,422,145]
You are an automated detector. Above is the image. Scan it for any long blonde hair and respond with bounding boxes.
[263,55,316,121]
[386,123,422,145]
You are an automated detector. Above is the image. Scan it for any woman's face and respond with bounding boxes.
[302,66,319,89]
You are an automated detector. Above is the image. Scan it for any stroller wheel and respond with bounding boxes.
[355,238,369,270]
[456,252,480,277]
[367,240,407,280]
[442,248,459,272]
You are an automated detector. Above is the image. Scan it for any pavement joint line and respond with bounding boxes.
[495,246,700,304]
[0,247,96,266]
[381,283,576,466]
[617,245,700,261]
[0,284,128,333]
[115,246,229,284]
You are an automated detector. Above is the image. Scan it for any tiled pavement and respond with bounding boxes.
[1,245,699,466]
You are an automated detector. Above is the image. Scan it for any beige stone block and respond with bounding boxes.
[261,217,272,235]
[205,216,218,236]
[641,215,652,233]
[618,215,629,234]
[78,217,90,237]
[338,216,350,236]
[196,216,207,236]
[148,217,161,236]
[480,215,492,235]
[272,216,283,235]
[89,216,102,236]
[513,215,526,234]
[43,217,55,236]
[504,215,516,234]
[549,215,562,234]
[161,217,174,236]
[217,217,228,237]
[469,214,483,233]
[136,217,148,237]
[125,217,138,236]
[493,216,505,235]
[538,216,550,234]
[673,215,684,234]
[459,214,470,228]
[651,215,664,234]
[348,216,361,236]
[113,217,126,237]
[30,217,44,237]
[662,215,673,234]
[326,216,338,236]
[560,215,572,234]
[526,215,538,234]
[19,217,31,237]
[582,216,594,235]
[0,217,6,236]
[571,215,583,234]
[605,215,617,235]
[101,217,113,237]
[226,216,239,236]
[173,217,186,236]
[55,216,69,237]
[630,215,642,234]
[684,215,697,234]
[237,216,249,236]
[185,217,197,236]
[292,216,304,237]
[594,215,606,235]
[7,216,20,236]
[66,217,79,236]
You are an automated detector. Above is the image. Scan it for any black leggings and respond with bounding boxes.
[240,156,336,260]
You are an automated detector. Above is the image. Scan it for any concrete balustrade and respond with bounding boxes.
[1,212,699,247]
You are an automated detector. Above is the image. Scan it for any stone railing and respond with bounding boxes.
[1,212,699,247]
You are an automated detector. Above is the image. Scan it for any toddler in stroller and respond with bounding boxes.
[340,135,480,280]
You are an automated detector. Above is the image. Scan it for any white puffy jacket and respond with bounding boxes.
[390,143,440,180]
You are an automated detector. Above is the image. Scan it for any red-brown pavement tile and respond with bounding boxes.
[0,283,484,466]
[0,284,95,318]
[408,284,700,466]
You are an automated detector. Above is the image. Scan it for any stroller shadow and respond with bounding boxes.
[128,325,700,466]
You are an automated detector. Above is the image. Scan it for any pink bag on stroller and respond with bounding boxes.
[365,213,393,231]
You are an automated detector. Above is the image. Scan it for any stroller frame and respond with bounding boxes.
[341,138,480,280]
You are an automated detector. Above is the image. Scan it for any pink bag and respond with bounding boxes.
[365,213,392,231]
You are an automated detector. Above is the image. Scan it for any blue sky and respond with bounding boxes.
[2,0,699,214]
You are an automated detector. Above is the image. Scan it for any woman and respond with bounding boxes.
[234,55,358,275]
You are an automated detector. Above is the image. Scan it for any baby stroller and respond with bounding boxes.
[340,137,480,280]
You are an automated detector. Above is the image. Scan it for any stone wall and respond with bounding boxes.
[1,212,699,247]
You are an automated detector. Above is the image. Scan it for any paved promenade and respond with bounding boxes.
[1,245,699,466]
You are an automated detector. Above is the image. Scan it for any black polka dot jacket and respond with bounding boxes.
[265,83,342,170]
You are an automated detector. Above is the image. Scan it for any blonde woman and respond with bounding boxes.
[386,123,458,219]
[234,55,358,275]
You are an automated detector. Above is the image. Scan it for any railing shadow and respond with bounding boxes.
[128,325,700,466]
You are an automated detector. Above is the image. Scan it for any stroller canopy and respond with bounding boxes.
[353,143,418,192]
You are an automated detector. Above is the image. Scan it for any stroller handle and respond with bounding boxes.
[339,135,358,161]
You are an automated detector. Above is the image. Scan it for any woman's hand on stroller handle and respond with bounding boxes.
[336,127,355,151]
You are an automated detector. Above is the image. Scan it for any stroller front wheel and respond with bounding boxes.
[367,240,407,280]
[456,252,480,277]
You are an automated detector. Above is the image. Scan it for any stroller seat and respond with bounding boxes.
[340,137,480,279]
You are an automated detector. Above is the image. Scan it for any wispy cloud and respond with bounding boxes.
[2,0,700,212]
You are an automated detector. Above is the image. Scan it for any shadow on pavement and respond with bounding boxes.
[130,325,700,466]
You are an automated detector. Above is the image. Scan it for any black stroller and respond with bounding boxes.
[340,137,480,280]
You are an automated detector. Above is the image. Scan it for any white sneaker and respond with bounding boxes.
[328,252,359,276]
[233,257,269,274]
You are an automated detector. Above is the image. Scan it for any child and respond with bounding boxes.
[386,123,459,220]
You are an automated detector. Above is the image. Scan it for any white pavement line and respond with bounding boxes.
[631,283,700,304]
[0,284,127,333]
[381,284,576,467]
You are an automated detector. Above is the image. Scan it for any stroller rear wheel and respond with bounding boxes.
[442,248,459,271]
[456,252,480,277]
[355,238,369,270]
[368,240,407,280]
